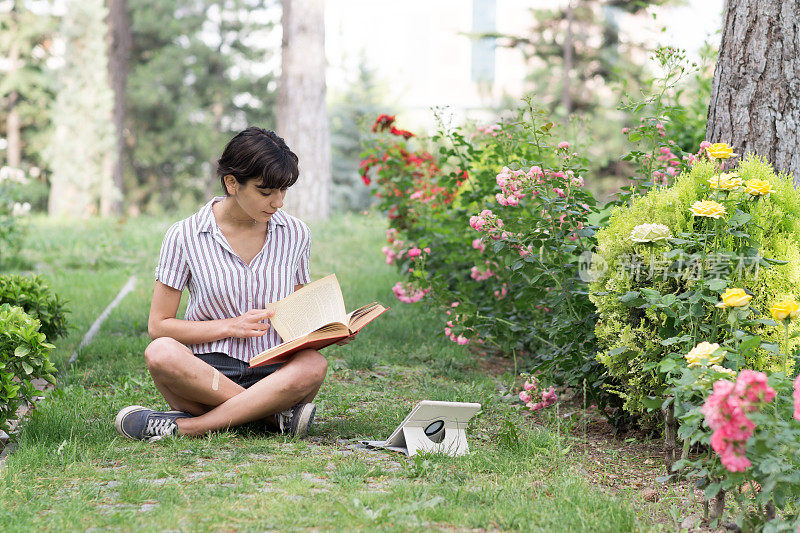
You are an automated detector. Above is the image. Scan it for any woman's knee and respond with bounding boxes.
[282,351,327,394]
[304,351,328,385]
[144,337,185,374]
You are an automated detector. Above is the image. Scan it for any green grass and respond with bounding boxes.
[0,211,684,531]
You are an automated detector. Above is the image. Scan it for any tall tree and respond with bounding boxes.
[706,0,800,179]
[0,2,55,170]
[106,0,131,216]
[48,0,115,217]
[277,0,330,222]
[127,0,277,213]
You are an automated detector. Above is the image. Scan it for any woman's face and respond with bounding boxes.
[229,178,287,223]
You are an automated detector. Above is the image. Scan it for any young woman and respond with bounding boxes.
[115,127,337,442]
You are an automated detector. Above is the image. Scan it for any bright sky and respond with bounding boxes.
[646,0,725,57]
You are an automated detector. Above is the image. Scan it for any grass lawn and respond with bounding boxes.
[0,211,700,532]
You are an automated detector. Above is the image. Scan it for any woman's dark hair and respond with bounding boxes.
[217,127,299,194]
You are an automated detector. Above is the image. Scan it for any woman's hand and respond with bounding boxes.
[226,309,275,338]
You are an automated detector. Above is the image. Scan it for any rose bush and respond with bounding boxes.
[670,315,800,530]
[360,104,629,422]
[589,154,800,414]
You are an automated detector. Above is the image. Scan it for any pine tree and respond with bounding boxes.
[106,0,131,216]
[0,2,56,170]
[47,0,115,217]
[491,0,655,118]
[126,0,277,213]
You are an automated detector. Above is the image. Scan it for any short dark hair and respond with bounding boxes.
[216,127,299,194]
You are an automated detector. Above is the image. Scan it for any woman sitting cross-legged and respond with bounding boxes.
[114,127,345,442]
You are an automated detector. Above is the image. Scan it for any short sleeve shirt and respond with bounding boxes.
[155,196,311,363]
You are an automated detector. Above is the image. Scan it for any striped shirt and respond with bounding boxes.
[155,196,311,363]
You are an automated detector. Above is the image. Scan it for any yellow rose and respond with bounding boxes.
[770,299,800,321]
[708,172,742,191]
[685,341,726,367]
[744,178,775,197]
[689,200,726,219]
[715,288,753,308]
[706,143,738,160]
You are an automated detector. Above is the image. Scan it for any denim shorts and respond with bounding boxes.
[195,352,283,389]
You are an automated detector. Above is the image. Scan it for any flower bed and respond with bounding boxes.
[362,110,800,528]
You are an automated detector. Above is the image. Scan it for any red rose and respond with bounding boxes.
[390,126,414,139]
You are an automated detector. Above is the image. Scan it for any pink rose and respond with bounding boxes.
[794,375,800,421]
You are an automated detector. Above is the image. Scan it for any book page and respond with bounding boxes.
[348,304,387,332]
[346,302,379,323]
[269,274,348,341]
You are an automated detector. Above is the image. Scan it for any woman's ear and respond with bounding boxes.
[224,174,237,195]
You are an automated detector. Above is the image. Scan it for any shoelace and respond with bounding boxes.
[145,416,177,441]
[277,409,293,433]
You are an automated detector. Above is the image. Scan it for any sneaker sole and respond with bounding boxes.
[293,403,316,438]
[114,405,147,439]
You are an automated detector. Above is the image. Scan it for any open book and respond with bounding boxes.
[249,274,388,368]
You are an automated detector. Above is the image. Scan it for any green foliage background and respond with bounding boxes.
[126,0,277,213]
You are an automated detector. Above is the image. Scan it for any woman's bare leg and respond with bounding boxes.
[143,337,328,436]
[176,348,327,436]
[144,337,244,415]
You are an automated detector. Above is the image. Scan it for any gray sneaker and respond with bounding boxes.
[276,403,316,437]
[114,405,191,442]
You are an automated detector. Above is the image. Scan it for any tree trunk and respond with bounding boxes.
[6,21,21,168]
[277,0,330,222]
[6,92,20,168]
[664,402,678,474]
[706,0,800,179]
[104,0,130,216]
[710,488,726,521]
[48,0,115,218]
[561,1,573,118]
[208,94,224,199]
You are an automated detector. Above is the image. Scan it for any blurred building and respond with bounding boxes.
[325,0,534,131]
[325,0,723,133]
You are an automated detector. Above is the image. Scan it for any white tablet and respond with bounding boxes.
[363,400,482,456]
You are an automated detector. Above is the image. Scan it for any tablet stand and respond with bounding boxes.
[363,400,481,457]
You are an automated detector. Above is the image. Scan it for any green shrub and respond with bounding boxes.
[0,167,29,269]
[589,155,800,413]
[0,275,69,342]
[0,303,57,433]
